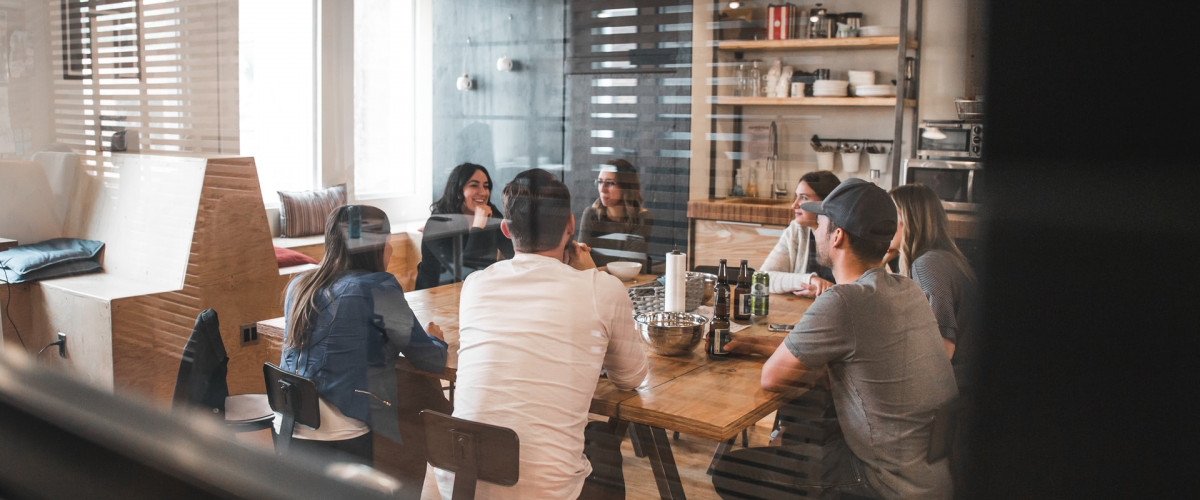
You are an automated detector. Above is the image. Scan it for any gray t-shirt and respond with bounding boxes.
[784,267,957,499]
[912,249,977,393]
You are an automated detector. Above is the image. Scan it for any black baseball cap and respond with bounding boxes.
[799,178,897,243]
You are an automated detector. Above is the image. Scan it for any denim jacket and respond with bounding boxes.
[282,271,448,442]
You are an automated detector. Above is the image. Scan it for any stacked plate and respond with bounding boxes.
[813,79,849,97]
[858,25,900,37]
[853,84,896,97]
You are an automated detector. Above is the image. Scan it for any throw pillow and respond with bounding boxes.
[277,184,346,238]
[274,246,318,268]
[0,237,105,284]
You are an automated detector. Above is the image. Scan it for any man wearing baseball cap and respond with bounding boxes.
[713,179,958,499]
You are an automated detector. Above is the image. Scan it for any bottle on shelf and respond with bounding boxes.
[746,166,759,198]
[748,61,762,98]
[709,259,732,358]
[733,259,752,322]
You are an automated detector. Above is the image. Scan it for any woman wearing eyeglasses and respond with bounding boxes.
[578,159,654,268]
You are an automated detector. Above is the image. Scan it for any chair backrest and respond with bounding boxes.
[264,362,321,455]
[263,362,320,429]
[928,395,966,463]
[421,409,519,500]
[172,308,230,414]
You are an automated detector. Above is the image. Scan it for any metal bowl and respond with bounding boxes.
[689,272,717,306]
[633,312,708,356]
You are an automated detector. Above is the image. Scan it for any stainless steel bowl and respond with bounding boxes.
[689,272,717,306]
[633,312,708,356]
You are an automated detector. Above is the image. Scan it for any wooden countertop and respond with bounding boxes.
[687,198,793,226]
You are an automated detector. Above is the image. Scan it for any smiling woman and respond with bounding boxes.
[415,163,514,290]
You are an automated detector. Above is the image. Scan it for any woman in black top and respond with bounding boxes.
[415,163,514,289]
[577,159,654,268]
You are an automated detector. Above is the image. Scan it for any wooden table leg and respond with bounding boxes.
[631,423,687,500]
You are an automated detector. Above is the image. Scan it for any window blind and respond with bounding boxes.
[567,0,693,272]
[51,0,237,169]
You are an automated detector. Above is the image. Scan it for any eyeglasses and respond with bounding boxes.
[595,179,618,188]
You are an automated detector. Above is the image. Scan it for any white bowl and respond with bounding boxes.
[859,26,899,37]
[606,261,642,281]
[848,70,876,85]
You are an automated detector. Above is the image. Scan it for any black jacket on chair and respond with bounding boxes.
[172,308,230,415]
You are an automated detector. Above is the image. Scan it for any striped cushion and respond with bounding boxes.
[277,184,346,237]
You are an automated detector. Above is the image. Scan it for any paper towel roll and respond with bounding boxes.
[664,251,687,312]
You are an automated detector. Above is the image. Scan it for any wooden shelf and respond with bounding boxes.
[711,96,913,107]
[715,36,917,51]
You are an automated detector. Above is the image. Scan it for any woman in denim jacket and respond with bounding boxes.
[279,204,448,466]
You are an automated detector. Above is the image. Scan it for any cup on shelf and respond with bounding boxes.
[868,151,890,173]
[791,82,806,98]
[815,151,835,171]
[841,151,862,173]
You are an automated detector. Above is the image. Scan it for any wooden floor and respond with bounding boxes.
[416,412,778,500]
[236,406,779,499]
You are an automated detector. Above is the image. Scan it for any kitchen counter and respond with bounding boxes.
[687,197,793,226]
[688,197,982,240]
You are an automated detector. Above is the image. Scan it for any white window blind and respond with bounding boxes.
[51,0,238,169]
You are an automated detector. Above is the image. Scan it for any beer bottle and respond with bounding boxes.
[709,259,732,358]
[732,259,751,322]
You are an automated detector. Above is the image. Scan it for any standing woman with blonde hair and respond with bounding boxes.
[889,183,978,394]
[280,204,448,470]
[578,159,654,268]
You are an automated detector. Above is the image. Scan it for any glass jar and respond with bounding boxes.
[734,63,746,97]
[748,61,762,97]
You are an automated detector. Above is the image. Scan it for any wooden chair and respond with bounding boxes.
[263,362,321,455]
[171,308,273,432]
[421,409,519,500]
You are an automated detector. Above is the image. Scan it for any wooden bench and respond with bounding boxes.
[273,228,424,291]
[1,154,290,404]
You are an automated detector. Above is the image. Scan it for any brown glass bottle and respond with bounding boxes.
[709,259,732,358]
[732,259,751,322]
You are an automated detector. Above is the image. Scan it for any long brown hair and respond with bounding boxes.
[888,183,976,282]
[284,204,390,350]
[590,158,646,231]
[800,170,841,199]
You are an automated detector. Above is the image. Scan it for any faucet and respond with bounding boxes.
[767,121,788,199]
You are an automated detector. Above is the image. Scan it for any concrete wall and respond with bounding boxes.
[429,0,566,207]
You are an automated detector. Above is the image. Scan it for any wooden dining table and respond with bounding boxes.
[257,272,814,499]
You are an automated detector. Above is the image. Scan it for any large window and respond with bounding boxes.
[352,0,432,221]
[353,0,414,199]
[239,0,317,205]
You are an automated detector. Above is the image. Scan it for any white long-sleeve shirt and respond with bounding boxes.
[436,253,649,500]
[759,220,820,294]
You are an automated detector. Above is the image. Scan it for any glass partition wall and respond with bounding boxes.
[431,0,694,272]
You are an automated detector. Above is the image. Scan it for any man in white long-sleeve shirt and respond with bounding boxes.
[436,168,649,500]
